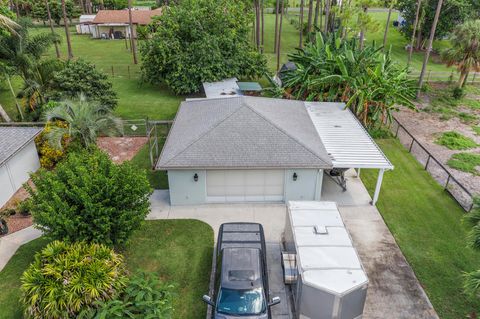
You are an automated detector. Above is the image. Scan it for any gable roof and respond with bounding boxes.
[92,8,162,25]
[157,97,332,170]
[0,127,42,166]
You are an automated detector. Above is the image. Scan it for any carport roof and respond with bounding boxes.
[0,127,42,166]
[156,97,333,169]
[306,102,394,170]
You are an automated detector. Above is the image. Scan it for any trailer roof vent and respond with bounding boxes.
[314,225,328,235]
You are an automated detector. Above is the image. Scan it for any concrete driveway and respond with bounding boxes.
[148,170,438,319]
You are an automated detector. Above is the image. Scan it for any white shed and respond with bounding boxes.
[0,127,42,208]
[76,15,96,35]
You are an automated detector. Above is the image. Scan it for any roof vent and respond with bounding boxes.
[314,226,328,235]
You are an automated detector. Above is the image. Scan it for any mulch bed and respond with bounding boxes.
[1,137,148,237]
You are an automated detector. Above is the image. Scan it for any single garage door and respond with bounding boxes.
[207,170,285,202]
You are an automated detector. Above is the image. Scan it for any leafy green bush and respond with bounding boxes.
[435,131,478,150]
[21,241,127,319]
[463,198,480,296]
[452,87,465,100]
[447,152,480,175]
[91,272,174,318]
[51,59,117,109]
[140,0,267,94]
[27,147,152,246]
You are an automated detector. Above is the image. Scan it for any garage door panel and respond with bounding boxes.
[206,170,284,202]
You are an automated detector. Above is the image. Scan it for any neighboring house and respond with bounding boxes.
[76,15,96,35]
[156,96,392,205]
[0,127,42,208]
[90,8,162,39]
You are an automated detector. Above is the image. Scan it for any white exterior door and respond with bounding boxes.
[206,170,285,202]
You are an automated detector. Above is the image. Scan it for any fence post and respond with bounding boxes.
[445,175,451,190]
[409,138,415,152]
[111,66,114,78]
[128,66,131,79]
[472,72,477,84]
[395,122,400,138]
[425,155,431,170]
[427,70,431,83]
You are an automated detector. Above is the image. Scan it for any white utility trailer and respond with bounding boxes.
[283,201,368,319]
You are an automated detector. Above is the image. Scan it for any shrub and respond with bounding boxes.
[447,152,480,175]
[435,131,479,150]
[35,121,69,169]
[27,147,152,246]
[452,86,465,100]
[91,272,174,318]
[17,199,33,216]
[51,59,117,109]
[21,241,127,319]
[140,0,267,94]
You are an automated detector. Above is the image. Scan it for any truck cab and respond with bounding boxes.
[202,223,280,319]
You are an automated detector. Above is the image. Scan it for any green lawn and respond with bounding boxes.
[130,141,168,189]
[361,139,480,319]
[0,220,214,319]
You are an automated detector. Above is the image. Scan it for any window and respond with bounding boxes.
[217,288,266,315]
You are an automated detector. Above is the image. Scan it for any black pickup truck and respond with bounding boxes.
[202,223,280,319]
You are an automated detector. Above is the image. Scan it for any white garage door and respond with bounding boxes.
[207,170,285,202]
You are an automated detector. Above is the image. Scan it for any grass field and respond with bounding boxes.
[361,139,480,319]
[0,220,214,319]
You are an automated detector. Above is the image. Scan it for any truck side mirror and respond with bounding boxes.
[268,296,281,307]
[202,295,215,307]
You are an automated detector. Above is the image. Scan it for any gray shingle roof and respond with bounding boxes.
[0,127,42,166]
[157,97,332,169]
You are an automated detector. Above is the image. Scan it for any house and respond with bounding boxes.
[156,97,393,205]
[76,15,96,35]
[0,127,42,208]
[90,8,162,39]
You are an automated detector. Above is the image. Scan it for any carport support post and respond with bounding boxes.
[371,169,385,206]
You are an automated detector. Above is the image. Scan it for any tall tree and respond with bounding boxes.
[61,0,73,59]
[324,0,330,33]
[407,0,422,67]
[383,0,396,49]
[45,0,60,59]
[299,0,304,48]
[254,0,260,51]
[127,0,137,64]
[261,0,264,53]
[417,0,443,97]
[442,19,480,88]
[307,0,314,37]
[314,0,321,30]
[274,0,279,53]
[276,0,284,71]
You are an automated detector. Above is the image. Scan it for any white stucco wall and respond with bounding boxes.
[0,141,40,208]
[167,168,323,205]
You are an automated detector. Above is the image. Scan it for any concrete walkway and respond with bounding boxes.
[148,170,439,319]
[0,226,42,271]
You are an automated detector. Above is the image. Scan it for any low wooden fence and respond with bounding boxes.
[390,117,475,211]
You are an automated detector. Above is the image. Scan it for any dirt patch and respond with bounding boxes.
[97,137,148,163]
[395,105,480,207]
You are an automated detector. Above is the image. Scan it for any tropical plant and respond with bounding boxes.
[26,147,152,246]
[463,198,480,296]
[51,59,117,108]
[21,240,127,319]
[281,32,416,128]
[0,4,19,34]
[35,119,68,169]
[442,20,480,89]
[43,96,122,148]
[89,272,175,318]
[140,0,267,94]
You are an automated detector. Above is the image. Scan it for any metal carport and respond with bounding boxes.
[306,102,394,205]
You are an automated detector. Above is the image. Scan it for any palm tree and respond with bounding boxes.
[383,0,396,50]
[61,0,73,59]
[417,0,444,97]
[442,20,480,88]
[276,0,284,71]
[324,0,330,33]
[0,12,19,35]
[128,0,138,64]
[314,0,321,30]
[299,0,304,48]
[45,0,61,59]
[274,0,280,53]
[407,0,422,67]
[44,96,123,149]
[307,0,314,38]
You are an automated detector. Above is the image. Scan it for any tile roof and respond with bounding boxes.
[92,8,162,25]
[0,127,42,166]
[157,97,332,169]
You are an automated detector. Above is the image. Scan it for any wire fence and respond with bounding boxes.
[390,117,475,212]
[408,71,480,84]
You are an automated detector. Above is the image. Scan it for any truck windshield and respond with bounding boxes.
[217,287,266,315]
